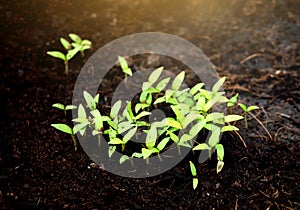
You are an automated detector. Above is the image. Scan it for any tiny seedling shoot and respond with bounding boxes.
[51,56,259,190]
[47,34,92,75]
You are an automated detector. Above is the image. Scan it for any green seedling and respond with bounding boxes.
[52,103,77,116]
[52,57,258,190]
[47,37,80,75]
[69,33,92,57]
[51,124,78,151]
[189,161,198,189]
[238,103,259,129]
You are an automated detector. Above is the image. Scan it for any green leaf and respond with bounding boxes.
[206,112,224,123]
[193,178,199,190]
[94,94,99,105]
[81,39,92,46]
[118,56,132,76]
[148,67,164,84]
[227,93,239,107]
[199,89,213,100]
[165,89,174,100]
[172,71,185,91]
[157,137,170,151]
[153,96,166,105]
[51,124,73,135]
[52,103,65,110]
[171,105,183,123]
[66,47,79,60]
[193,143,211,151]
[60,37,71,50]
[166,131,178,143]
[156,77,170,91]
[165,118,182,129]
[216,160,224,174]
[125,102,134,121]
[73,122,89,135]
[215,144,224,161]
[65,105,77,110]
[212,76,226,92]
[132,152,143,158]
[190,83,204,95]
[196,96,205,110]
[47,51,66,60]
[208,126,221,147]
[145,93,152,105]
[123,127,137,142]
[224,115,243,123]
[83,91,95,110]
[221,125,239,132]
[109,138,124,145]
[189,161,197,176]
[181,113,201,129]
[247,105,259,112]
[110,100,122,119]
[139,91,148,103]
[118,121,133,133]
[146,126,157,149]
[142,81,152,91]
[78,104,87,119]
[189,120,206,137]
[179,134,193,142]
[90,109,103,130]
[142,148,153,159]
[119,155,129,164]
[203,94,220,112]
[135,103,149,113]
[135,111,151,120]
[238,103,247,112]
[108,146,116,158]
[69,33,81,43]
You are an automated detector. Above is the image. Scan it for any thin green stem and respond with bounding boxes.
[64,60,69,75]
[244,113,248,129]
[71,134,77,151]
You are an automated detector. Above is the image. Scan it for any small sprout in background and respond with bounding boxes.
[227,93,239,107]
[69,33,92,57]
[52,103,77,116]
[47,33,92,75]
[51,124,78,151]
[238,103,259,129]
[189,161,198,189]
[118,56,133,79]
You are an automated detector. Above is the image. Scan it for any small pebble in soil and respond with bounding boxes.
[18,69,24,76]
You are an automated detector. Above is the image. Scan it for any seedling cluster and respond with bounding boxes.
[52,56,258,189]
[47,33,92,75]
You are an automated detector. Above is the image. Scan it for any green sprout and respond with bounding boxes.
[52,57,259,190]
[51,124,78,151]
[68,33,92,57]
[47,34,92,75]
[189,161,198,189]
[118,56,133,79]
[52,103,77,116]
[238,103,259,129]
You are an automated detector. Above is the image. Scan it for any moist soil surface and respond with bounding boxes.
[0,0,299,209]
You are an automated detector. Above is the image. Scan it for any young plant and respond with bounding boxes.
[189,161,198,189]
[52,103,77,116]
[47,34,92,75]
[238,103,259,129]
[68,33,92,57]
[47,37,80,75]
[51,124,78,151]
[52,57,259,190]
[118,56,133,79]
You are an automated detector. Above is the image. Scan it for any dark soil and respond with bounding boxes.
[1,0,299,209]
